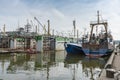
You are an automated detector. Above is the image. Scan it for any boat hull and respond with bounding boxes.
[82,48,114,57]
[64,43,84,54]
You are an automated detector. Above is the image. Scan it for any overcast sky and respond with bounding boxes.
[0,0,120,40]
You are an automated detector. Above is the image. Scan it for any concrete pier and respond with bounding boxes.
[98,48,120,80]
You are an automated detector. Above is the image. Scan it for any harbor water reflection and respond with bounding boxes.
[0,51,109,80]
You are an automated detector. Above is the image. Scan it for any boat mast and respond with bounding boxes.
[73,20,76,38]
[89,11,108,42]
[97,11,100,24]
[96,11,99,36]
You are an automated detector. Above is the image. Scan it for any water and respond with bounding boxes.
[0,51,108,80]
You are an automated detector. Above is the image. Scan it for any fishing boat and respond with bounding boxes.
[64,20,84,54]
[82,11,114,57]
[64,41,84,54]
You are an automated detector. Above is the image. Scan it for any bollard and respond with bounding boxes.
[115,52,117,55]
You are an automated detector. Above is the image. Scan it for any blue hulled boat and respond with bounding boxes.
[82,11,114,57]
[64,20,85,55]
[64,42,84,54]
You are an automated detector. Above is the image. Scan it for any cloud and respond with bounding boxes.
[0,0,120,39]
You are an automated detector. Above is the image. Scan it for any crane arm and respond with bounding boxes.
[34,17,47,33]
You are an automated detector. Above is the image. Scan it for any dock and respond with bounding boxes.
[98,48,120,80]
[0,49,27,54]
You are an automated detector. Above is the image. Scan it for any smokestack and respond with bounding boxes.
[48,20,50,36]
